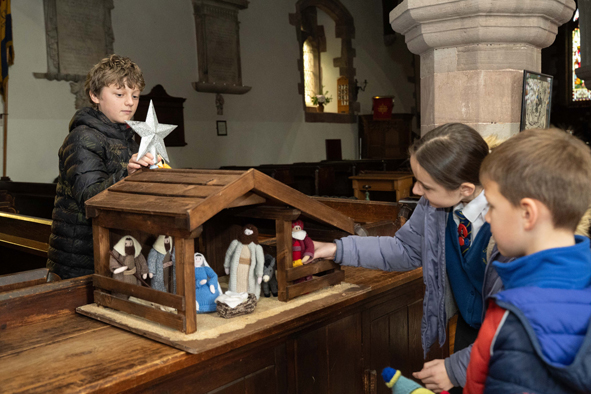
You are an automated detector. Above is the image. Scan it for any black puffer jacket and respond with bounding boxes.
[47,107,138,279]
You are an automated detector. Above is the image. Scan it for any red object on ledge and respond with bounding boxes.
[372,96,394,120]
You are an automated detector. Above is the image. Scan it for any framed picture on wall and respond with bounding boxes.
[520,70,554,131]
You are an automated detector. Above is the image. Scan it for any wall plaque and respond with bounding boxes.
[192,0,251,95]
[33,0,115,109]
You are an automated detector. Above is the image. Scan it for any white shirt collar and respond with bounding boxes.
[453,189,488,223]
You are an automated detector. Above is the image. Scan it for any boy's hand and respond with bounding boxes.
[312,241,337,260]
[413,359,453,393]
[127,152,155,175]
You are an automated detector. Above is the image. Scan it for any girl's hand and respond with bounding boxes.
[127,152,155,175]
[413,359,453,393]
[312,241,337,260]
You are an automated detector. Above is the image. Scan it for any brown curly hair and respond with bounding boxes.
[84,54,145,108]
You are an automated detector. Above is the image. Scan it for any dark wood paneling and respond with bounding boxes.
[294,324,329,394]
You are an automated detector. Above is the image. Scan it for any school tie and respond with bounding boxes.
[455,210,472,255]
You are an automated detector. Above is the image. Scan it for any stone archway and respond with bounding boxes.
[290,0,357,123]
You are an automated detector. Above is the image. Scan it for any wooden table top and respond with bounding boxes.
[349,172,413,181]
[0,267,422,393]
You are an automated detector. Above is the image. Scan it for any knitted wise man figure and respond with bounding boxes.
[147,235,175,293]
[110,236,149,287]
[292,220,314,267]
[224,224,265,299]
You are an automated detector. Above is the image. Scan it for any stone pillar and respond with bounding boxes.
[576,1,591,84]
[390,0,576,137]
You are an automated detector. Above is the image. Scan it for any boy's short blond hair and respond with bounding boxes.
[481,128,591,231]
[84,54,145,108]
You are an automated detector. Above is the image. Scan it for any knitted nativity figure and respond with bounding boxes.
[262,254,278,298]
[194,253,220,313]
[381,368,447,394]
[110,236,149,287]
[292,220,314,267]
[224,224,265,299]
[147,235,176,293]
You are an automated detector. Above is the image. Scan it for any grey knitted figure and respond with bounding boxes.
[262,254,278,297]
[147,235,176,293]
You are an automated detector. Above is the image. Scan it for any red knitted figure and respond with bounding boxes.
[292,220,314,268]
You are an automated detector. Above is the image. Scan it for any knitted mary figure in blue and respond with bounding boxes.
[194,253,221,313]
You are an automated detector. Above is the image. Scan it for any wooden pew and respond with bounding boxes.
[0,212,52,275]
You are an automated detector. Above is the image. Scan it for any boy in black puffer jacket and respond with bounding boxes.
[47,55,154,279]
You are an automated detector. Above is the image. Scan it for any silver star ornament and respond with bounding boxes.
[126,100,177,167]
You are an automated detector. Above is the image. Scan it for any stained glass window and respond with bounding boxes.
[303,37,320,107]
[572,9,591,102]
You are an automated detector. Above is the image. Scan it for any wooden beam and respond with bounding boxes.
[94,290,184,331]
[275,219,292,302]
[175,238,196,333]
[187,169,256,230]
[93,223,110,277]
[234,206,301,221]
[93,274,184,311]
[226,192,266,208]
[252,170,354,234]
[285,270,345,300]
[0,268,49,293]
[285,260,340,282]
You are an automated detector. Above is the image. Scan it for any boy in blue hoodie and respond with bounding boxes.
[464,129,591,394]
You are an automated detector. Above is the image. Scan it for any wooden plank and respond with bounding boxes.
[86,191,202,216]
[312,197,399,224]
[0,268,49,292]
[175,238,196,333]
[285,260,339,282]
[285,269,345,300]
[0,212,52,241]
[93,223,110,277]
[93,290,184,331]
[0,276,93,330]
[234,206,301,221]
[252,170,354,234]
[110,181,224,198]
[0,314,107,359]
[125,171,242,186]
[226,192,266,208]
[130,168,247,176]
[91,210,194,236]
[275,219,291,302]
[93,274,184,311]
[0,232,49,256]
[188,169,256,230]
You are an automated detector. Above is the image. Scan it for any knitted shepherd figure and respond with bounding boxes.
[194,253,220,313]
[262,254,278,297]
[147,235,176,293]
[110,236,149,287]
[292,220,314,267]
[382,368,447,394]
[224,224,265,299]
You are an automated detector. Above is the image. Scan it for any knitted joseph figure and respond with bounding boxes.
[147,235,175,293]
[194,253,220,313]
[224,224,265,299]
[382,368,448,394]
[110,236,148,287]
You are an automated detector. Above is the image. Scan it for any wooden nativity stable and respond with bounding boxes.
[79,168,355,339]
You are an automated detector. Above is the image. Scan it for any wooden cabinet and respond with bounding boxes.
[359,114,414,160]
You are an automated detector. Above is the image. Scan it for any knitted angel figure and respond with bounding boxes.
[382,368,448,394]
[194,253,220,313]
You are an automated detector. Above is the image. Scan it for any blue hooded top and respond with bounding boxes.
[485,236,591,393]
